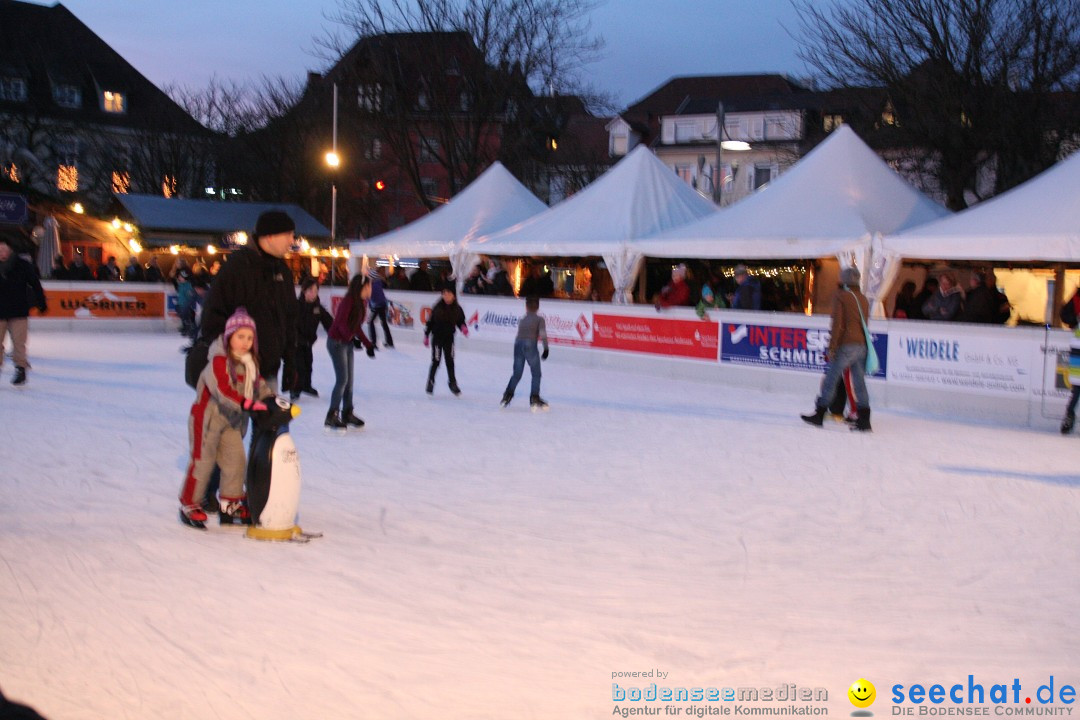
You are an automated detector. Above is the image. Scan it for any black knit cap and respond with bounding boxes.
[254,210,295,239]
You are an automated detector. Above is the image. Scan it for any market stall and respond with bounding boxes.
[468,146,718,302]
[632,125,949,313]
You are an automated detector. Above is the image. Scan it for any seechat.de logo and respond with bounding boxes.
[849,678,877,713]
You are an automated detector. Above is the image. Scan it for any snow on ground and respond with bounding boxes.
[0,331,1078,720]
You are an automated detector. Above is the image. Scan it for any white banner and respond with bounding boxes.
[456,295,595,347]
[885,328,1032,397]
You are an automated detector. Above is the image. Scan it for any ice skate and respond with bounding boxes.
[529,395,549,411]
[11,366,26,386]
[500,392,513,408]
[1062,413,1075,435]
[324,410,347,434]
[342,411,365,429]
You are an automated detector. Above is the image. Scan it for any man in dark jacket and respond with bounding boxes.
[196,210,298,391]
[731,264,762,310]
[68,254,93,280]
[0,239,47,386]
[124,256,145,282]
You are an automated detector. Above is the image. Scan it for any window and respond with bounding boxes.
[53,83,81,108]
[753,165,773,190]
[418,137,440,164]
[358,83,381,111]
[363,138,382,161]
[764,115,790,140]
[416,88,429,111]
[57,165,78,191]
[420,177,439,198]
[111,170,130,194]
[725,117,742,141]
[611,135,628,155]
[459,91,471,112]
[0,77,27,102]
[674,121,700,143]
[3,163,18,182]
[823,114,844,132]
[102,90,126,113]
[162,175,177,198]
[547,136,558,151]
[674,164,693,186]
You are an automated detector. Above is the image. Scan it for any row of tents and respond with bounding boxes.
[351,125,1080,315]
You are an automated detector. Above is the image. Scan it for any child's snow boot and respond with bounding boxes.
[180,505,208,530]
[219,498,251,526]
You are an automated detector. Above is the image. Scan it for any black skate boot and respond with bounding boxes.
[851,407,872,432]
[425,378,434,394]
[800,407,826,427]
[342,410,365,429]
[324,409,347,430]
[11,366,26,386]
[529,395,549,411]
[449,383,462,396]
[219,498,251,526]
[1062,413,1075,435]
[500,392,513,408]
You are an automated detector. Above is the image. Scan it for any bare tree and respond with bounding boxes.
[317,0,604,210]
[795,0,1080,209]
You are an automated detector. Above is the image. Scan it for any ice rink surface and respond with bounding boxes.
[1,332,1077,719]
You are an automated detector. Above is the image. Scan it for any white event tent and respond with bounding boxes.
[468,145,718,302]
[632,125,949,312]
[350,161,547,285]
[882,148,1080,263]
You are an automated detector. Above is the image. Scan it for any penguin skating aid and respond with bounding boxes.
[245,397,322,543]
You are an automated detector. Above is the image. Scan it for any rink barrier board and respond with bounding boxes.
[31,283,1073,429]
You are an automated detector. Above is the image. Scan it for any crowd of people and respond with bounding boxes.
[892,270,1011,324]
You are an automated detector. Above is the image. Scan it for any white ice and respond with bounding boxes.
[1,331,1077,719]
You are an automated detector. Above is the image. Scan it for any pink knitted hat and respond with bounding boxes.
[224,307,257,350]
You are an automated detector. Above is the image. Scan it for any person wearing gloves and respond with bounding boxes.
[424,283,468,395]
[325,274,376,430]
[179,307,274,529]
[501,295,550,410]
[195,210,299,393]
[0,238,47,386]
[800,267,873,432]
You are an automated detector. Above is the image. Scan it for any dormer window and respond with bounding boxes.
[102,90,126,114]
[358,83,382,111]
[53,83,81,108]
[0,77,27,102]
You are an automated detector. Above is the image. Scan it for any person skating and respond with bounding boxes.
[0,238,47,386]
[424,283,468,395]
[325,274,376,430]
[1061,288,1080,434]
[178,308,274,528]
[292,278,332,400]
[501,295,550,410]
[366,267,394,348]
[801,267,873,431]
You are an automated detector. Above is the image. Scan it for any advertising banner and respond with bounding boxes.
[720,320,888,377]
[592,313,718,360]
[39,288,165,319]
[455,297,594,347]
[886,328,1031,396]
[1035,330,1073,404]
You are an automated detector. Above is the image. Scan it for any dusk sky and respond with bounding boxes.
[52,0,812,107]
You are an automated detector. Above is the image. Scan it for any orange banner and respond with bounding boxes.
[36,289,165,318]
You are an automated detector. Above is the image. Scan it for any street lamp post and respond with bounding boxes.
[325,82,341,284]
[713,100,751,206]
[714,100,724,205]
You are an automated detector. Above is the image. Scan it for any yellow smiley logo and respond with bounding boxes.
[848,679,876,708]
